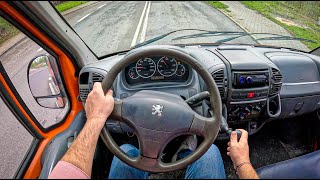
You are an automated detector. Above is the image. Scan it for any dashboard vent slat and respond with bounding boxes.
[211,69,225,98]
[92,73,104,83]
[80,88,90,101]
[271,68,282,95]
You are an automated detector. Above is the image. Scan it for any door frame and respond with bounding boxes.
[0,1,85,178]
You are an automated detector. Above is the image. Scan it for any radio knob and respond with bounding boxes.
[246,76,253,83]
[239,76,245,84]
[244,107,251,113]
[239,112,246,120]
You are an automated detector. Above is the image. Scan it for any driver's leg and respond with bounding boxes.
[184,144,226,179]
[108,144,149,179]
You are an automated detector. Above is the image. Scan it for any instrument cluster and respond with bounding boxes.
[124,56,190,85]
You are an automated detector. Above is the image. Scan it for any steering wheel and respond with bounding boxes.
[100,45,222,173]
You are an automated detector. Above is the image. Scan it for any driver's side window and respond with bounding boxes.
[0,16,69,178]
[0,17,69,129]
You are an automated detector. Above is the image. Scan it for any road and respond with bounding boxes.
[64,1,256,56]
[0,1,255,178]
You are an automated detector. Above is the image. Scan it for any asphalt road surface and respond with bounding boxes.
[65,1,256,56]
[29,67,52,97]
[0,1,255,178]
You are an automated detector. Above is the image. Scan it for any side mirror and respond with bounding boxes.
[28,55,65,109]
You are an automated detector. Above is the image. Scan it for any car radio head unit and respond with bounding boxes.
[233,72,269,88]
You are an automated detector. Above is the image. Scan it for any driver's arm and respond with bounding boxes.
[227,129,260,179]
[48,83,114,179]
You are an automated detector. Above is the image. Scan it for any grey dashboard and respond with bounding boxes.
[78,44,320,135]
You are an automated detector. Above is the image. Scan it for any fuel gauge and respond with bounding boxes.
[128,67,140,79]
[176,64,186,76]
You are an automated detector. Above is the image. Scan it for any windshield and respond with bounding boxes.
[52,1,320,57]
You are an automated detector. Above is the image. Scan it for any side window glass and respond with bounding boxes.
[0,16,69,128]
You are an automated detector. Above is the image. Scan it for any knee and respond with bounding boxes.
[119,144,139,158]
[208,144,221,155]
[202,144,222,160]
[120,144,136,153]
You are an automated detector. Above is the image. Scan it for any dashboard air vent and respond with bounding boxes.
[211,69,225,98]
[92,73,104,83]
[79,88,90,101]
[271,68,282,95]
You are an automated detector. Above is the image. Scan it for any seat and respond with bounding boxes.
[256,150,320,179]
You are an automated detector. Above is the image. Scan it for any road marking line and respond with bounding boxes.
[97,4,106,10]
[77,13,92,23]
[37,48,43,52]
[130,1,148,48]
[139,1,151,43]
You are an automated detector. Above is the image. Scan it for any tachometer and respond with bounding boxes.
[176,63,186,76]
[136,58,156,78]
[157,56,177,77]
[128,67,139,79]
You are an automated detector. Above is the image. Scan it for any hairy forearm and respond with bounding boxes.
[61,118,104,177]
[238,164,259,179]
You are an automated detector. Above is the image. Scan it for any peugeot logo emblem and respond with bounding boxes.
[152,105,163,117]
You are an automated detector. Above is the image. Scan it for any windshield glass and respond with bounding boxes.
[52,1,320,57]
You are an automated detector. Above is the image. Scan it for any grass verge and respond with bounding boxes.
[0,17,19,45]
[241,1,320,50]
[55,1,88,12]
[207,1,230,11]
[0,1,89,45]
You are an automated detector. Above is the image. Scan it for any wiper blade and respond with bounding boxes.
[131,29,247,49]
[175,32,316,44]
[132,29,317,49]
[172,32,247,41]
[256,36,316,43]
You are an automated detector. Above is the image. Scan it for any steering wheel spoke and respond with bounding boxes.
[190,113,219,137]
[109,98,123,121]
[138,155,159,167]
[137,127,172,159]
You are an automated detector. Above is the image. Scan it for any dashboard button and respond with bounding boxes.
[240,93,247,98]
[247,92,255,98]
[232,92,240,99]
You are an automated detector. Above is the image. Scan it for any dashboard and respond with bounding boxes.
[78,44,320,138]
[124,56,190,86]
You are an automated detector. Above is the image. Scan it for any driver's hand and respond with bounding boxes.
[85,82,114,127]
[227,129,250,168]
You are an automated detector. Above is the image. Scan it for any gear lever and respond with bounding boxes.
[186,92,242,141]
[221,116,242,142]
[209,105,242,142]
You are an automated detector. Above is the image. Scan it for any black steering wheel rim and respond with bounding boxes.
[100,45,222,173]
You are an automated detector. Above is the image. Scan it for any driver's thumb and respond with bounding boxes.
[230,131,237,144]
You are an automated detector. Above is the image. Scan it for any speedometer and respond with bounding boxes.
[136,58,156,78]
[157,56,177,77]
